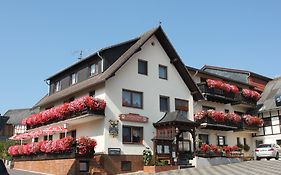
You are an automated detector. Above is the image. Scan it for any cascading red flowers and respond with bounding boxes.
[200,144,239,153]
[194,110,243,124]
[21,96,106,127]
[77,136,97,155]
[206,79,239,94]
[243,114,264,127]
[242,89,261,101]
[8,136,75,156]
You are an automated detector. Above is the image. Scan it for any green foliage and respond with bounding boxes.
[0,140,18,160]
[156,160,168,166]
[143,147,152,166]
[243,144,250,152]
[237,143,244,151]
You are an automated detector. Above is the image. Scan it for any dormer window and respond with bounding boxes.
[55,81,61,92]
[71,73,77,85]
[90,64,97,76]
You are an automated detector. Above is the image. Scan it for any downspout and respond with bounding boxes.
[97,51,104,73]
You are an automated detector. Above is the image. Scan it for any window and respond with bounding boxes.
[90,63,97,76]
[60,133,65,139]
[121,161,132,171]
[79,160,89,172]
[243,138,247,145]
[225,109,229,113]
[159,65,167,79]
[160,96,169,112]
[237,137,240,145]
[277,139,281,146]
[217,136,226,146]
[55,81,61,92]
[199,134,209,147]
[138,59,148,75]
[202,106,215,111]
[71,73,77,85]
[89,91,95,97]
[44,135,53,141]
[175,99,189,116]
[34,138,38,142]
[157,145,170,154]
[122,126,143,144]
[67,130,76,140]
[122,89,143,108]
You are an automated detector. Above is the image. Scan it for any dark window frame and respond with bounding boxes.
[175,98,189,111]
[122,89,143,109]
[122,125,143,144]
[199,134,209,147]
[89,90,95,97]
[159,65,168,80]
[202,106,215,111]
[138,59,148,75]
[160,95,170,112]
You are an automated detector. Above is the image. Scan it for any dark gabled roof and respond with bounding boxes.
[35,26,203,107]
[201,65,272,81]
[4,108,37,125]
[154,111,198,127]
[186,65,255,88]
[258,77,281,112]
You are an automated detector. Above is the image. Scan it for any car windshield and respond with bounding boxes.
[257,144,272,148]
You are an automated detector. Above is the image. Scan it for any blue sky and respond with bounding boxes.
[0,1,280,114]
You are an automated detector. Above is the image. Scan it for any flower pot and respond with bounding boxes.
[143,165,178,173]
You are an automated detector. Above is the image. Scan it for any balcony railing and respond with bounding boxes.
[197,83,236,104]
[195,111,262,132]
[196,117,239,131]
[232,92,257,107]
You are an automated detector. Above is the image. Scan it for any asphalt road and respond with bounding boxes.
[127,160,281,175]
[7,160,281,175]
[8,169,45,175]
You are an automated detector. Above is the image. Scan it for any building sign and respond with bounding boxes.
[275,94,281,107]
[108,148,121,155]
[119,113,149,123]
[109,120,119,137]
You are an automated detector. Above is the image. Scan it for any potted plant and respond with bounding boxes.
[143,147,178,173]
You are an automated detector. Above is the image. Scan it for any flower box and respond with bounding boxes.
[143,165,178,173]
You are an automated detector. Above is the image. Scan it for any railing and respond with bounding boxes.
[196,117,239,130]
[197,83,236,103]
[27,109,104,130]
[237,122,260,131]
[233,92,257,106]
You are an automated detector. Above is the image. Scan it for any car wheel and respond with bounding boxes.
[275,153,279,160]
[256,157,261,160]
[267,157,271,160]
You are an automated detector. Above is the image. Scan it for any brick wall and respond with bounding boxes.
[13,154,143,175]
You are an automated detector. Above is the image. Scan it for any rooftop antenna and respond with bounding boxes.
[78,50,83,60]
[158,20,162,26]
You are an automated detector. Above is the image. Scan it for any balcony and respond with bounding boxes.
[22,96,106,130]
[232,92,257,108]
[197,83,236,104]
[196,117,238,131]
[195,111,262,132]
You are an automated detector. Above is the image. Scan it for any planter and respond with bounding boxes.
[143,165,178,173]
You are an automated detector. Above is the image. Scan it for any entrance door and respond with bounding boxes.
[177,133,192,164]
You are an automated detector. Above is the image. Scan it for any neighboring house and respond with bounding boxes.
[187,66,271,157]
[254,77,281,147]
[4,108,34,136]
[0,115,12,141]
[12,26,203,174]
[201,65,271,92]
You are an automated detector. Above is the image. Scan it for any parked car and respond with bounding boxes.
[255,144,281,160]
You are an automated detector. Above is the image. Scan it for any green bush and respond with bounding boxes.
[143,147,152,166]
[243,144,250,152]
[0,140,19,160]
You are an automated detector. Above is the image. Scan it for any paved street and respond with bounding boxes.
[129,160,281,175]
[8,169,45,175]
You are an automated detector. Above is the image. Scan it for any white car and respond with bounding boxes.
[255,144,281,160]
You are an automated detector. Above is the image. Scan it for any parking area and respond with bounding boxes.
[128,160,281,175]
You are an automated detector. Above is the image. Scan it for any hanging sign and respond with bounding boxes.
[119,113,149,123]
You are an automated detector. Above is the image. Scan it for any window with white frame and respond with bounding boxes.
[71,73,77,85]
[55,81,61,92]
[90,64,97,76]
